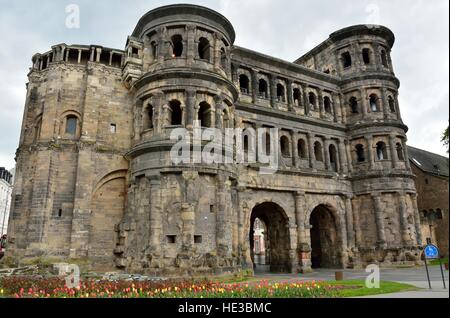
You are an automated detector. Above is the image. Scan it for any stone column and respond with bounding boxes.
[345,195,355,249]
[90,47,95,62]
[301,84,310,115]
[216,174,232,257]
[157,26,167,63]
[95,48,102,63]
[269,74,277,109]
[318,90,324,118]
[291,131,299,168]
[351,198,363,248]
[287,80,294,111]
[360,88,368,119]
[307,133,315,169]
[365,135,375,170]
[294,191,311,273]
[231,62,239,85]
[389,134,398,169]
[148,176,162,255]
[152,91,164,134]
[338,138,349,174]
[345,139,354,173]
[185,89,196,130]
[332,92,341,123]
[251,69,258,103]
[411,193,423,246]
[398,192,412,246]
[77,50,82,64]
[339,93,347,123]
[186,24,196,65]
[402,138,411,170]
[381,87,389,119]
[181,171,199,251]
[324,137,331,171]
[109,51,114,66]
[372,193,387,249]
[214,95,224,129]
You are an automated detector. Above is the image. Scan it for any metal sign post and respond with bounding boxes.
[423,244,447,289]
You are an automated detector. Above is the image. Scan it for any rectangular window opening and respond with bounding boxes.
[194,235,203,244]
[166,235,176,244]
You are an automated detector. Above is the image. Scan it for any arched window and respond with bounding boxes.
[329,144,338,171]
[381,50,388,68]
[369,94,379,112]
[314,141,323,162]
[171,35,183,57]
[324,96,332,113]
[150,41,158,61]
[280,136,290,157]
[277,84,285,103]
[258,79,268,99]
[376,142,387,160]
[388,96,396,113]
[239,74,250,94]
[65,115,78,135]
[198,102,212,128]
[308,92,317,110]
[349,97,359,114]
[169,100,182,126]
[145,104,154,130]
[362,48,371,65]
[198,37,211,61]
[396,143,405,161]
[298,139,307,159]
[436,209,443,220]
[342,52,352,68]
[293,88,301,106]
[220,48,227,69]
[356,144,365,162]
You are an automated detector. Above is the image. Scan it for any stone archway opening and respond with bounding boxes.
[309,205,341,269]
[249,202,291,273]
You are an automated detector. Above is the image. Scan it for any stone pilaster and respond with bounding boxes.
[294,191,311,273]
[301,84,310,115]
[307,133,315,169]
[251,69,258,104]
[365,135,375,170]
[287,80,294,111]
[411,193,423,246]
[398,192,413,246]
[345,195,355,249]
[389,134,398,169]
[338,138,349,174]
[372,193,387,249]
[148,176,162,255]
[181,171,199,251]
[185,89,196,129]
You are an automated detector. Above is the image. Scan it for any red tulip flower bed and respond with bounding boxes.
[0,276,337,298]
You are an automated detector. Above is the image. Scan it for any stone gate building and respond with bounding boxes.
[6,4,424,275]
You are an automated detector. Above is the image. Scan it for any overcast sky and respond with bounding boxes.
[0,0,448,169]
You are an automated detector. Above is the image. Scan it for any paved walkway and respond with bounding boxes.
[255,266,449,298]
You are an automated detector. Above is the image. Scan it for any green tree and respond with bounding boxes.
[442,124,449,153]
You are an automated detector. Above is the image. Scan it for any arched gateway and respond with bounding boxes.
[249,202,291,273]
[309,205,342,268]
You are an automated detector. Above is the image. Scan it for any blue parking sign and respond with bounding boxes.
[424,244,439,259]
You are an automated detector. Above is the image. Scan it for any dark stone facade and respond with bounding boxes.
[5,5,423,275]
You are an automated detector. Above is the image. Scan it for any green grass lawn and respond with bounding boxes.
[429,257,449,266]
[325,279,418,297]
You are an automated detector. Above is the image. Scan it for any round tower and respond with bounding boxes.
[328,25,422,263]
[117,5,240,274]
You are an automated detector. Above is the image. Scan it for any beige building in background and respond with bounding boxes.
[0,168,13,235]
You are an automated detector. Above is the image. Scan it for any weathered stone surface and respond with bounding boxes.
[4,4,422,276]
